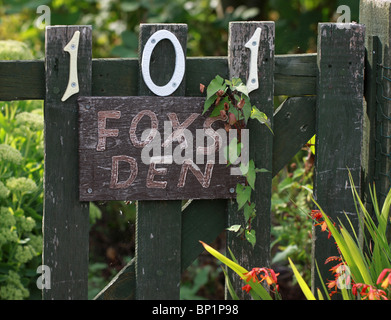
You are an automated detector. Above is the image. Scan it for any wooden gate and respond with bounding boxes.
[0,19,369,299]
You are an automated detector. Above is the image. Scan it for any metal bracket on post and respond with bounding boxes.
[61,30,80,102]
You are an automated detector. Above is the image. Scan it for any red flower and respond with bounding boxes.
[325,256,341,265]
[243,268,259,283]
[377,268,391,289]
[352,283,388,300]
[259,268,279,286]
[242,284,252,293]
[242,267,280,294]
[327,279,339,297]
[311,209,322,221]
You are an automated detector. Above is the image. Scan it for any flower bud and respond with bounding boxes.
[237,99,245,109]
[229,112,237,125]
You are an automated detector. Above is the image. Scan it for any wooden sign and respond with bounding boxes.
[78,96,244,201]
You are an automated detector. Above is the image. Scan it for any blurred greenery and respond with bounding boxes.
[0,0,359,300]
[271,149,314,284]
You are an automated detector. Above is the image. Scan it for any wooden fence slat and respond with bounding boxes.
[135,23,187,300]
[313,23,365,293]
[0,60,45,100]
[360,0,391,207]
[274,53,317,96]
[225,21,275,299]
[272,96,316,176]
[43,26,92,300]
[0,54,317,101]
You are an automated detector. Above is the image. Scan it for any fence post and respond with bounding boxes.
[135,23,187,300]
[226,21,275,299]
[313,23,365,293]
[43,26,92,299]
[360,0,391,208]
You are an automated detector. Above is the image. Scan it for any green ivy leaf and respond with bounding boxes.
[236,184,251,210]
[207,75,225,100]
[223,137,241,165]
[242,96,252,123]
[255,168,270,173]
[243,202,256,222]
[235,83,249,97]
[229,78,249,97]
[245,229,256,247]
[203,94,217,115]
[226,224,242,233]
[210,96,229,117]
[230,78,242,87]
[202,75,225,115]
[240,160,256,190]
[250,106,273,134]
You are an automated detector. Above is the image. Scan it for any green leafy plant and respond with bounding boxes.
[201,170,391,300]
[180,259,222,300]
[0,100,44,300]
[271,150,314,283]
[199,241,275,300]
[201,75,272,247]
[307,172,391,300]
[291,172,391,300]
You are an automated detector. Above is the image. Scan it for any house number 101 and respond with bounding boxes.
[140,27,262,97]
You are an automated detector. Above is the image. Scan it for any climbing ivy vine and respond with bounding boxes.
[201,75,272,247]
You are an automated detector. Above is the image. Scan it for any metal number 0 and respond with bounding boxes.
[141,30,186,97]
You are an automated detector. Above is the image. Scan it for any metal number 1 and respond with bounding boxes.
[61,31,80,102]
[245,27,262,94]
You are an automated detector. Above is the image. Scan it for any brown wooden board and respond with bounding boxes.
[78,96,245,201]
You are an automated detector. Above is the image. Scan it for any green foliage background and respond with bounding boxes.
[0,0,359,300]
[0,0,359,58]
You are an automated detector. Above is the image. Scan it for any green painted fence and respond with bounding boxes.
[0,16,382,300]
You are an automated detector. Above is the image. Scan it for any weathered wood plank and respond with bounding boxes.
[313,23,365,293]
[225,21,275,299]
[0,54,317,101]
[43,26,92,300]
[78,96,243,201]
[360,0,391,207]
[92,58,139,96]
[272,96,316,176]
[0,60,45,100]
[274,53,317,96]
[135,23,186,300]
[181,199,227,270]
[94,258,136,300]
[185,57,229,97]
